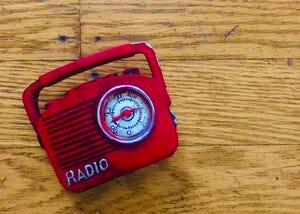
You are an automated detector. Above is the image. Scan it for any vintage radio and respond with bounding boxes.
[23,42,178,192]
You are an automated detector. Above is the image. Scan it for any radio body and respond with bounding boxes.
[23,43,178,192]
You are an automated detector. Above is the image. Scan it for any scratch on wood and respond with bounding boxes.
[224,24,239,39]
[1,177,7,185]
[234,177,241,186]
[287,58,294,66]
[280,168,284,176]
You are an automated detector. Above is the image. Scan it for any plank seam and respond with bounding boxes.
[78,0,82,58]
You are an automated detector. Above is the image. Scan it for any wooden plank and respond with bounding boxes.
[167,59,300,146]
[0,145,300,213]
[0,59,299,147]
[0,0,79,60]
[80,0,300,59]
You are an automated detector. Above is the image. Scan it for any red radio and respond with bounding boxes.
[23,42,178,192]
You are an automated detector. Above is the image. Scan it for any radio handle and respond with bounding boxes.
[23,42,170,144]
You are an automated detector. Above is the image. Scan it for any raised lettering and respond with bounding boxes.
[66,170,76,187]
[77,168,88,182]
[93,161,100,174]
[85,164,94,177]
[65,158,109,187]
[99,158,109,171]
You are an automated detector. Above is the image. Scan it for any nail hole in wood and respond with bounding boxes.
[95,36,102,42]
[57,35,69,43]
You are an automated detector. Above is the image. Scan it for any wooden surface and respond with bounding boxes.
[0,0,300,213]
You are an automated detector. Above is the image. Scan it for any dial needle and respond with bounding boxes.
[112,108,136,122]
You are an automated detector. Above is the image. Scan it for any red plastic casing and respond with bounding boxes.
[23,42,178,192]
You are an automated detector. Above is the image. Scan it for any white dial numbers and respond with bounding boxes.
[97,85,155,144]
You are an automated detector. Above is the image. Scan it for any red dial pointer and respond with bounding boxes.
[112,108,136,122]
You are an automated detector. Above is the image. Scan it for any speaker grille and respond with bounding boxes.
[42,98,118,169]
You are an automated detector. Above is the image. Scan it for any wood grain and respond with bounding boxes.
[1,59,299,147]
[1,145,300,214]
[0,0,300,213]
[0,0,79,60]
[81,0,300,59]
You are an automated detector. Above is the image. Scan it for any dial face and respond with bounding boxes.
[97,85,155,144]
